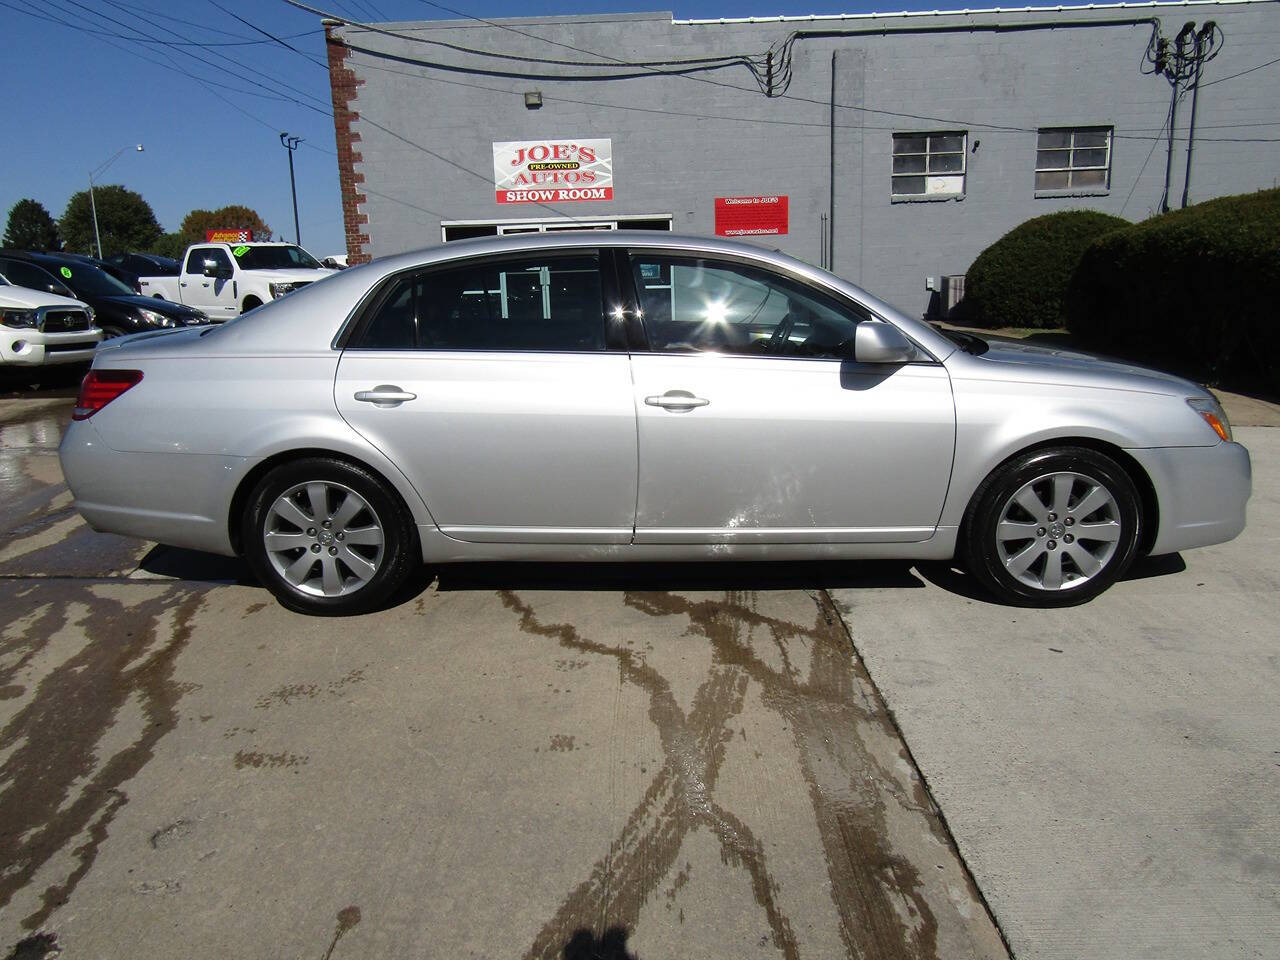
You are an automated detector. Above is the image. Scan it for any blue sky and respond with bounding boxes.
[7,0,1075,256]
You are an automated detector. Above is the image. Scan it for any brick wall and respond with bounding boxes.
[325,24,370,266]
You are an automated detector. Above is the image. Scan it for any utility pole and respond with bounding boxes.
[280,133,303,245]
[89,144,144,259]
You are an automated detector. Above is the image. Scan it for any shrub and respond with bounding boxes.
[957,211,1129,329]
[1066,188,1280,391]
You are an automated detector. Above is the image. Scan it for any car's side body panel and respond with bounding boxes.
[335,351,638,543]
[629,353,955,542]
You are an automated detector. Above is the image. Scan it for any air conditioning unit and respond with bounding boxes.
[941,275,966,318]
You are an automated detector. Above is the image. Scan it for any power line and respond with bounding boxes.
[282,0,766,78]
[1200,52,1280,88]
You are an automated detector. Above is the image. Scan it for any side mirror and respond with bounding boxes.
[853,322,916,364]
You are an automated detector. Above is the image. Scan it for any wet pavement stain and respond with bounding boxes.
[254,668,367,710]
[503,588,997,960]
[320,905,361,960]
[233,749,309,769]
[0,582,208,931]
[1,932,60,960]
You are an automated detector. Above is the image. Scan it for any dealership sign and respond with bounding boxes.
[205,229,254,242]
[714,196,789,237]
[492,138,613,204]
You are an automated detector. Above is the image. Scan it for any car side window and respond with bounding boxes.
[350,254,607,352]
[629,255,865,359]
[0,258,67,297]
[186,248,230,275]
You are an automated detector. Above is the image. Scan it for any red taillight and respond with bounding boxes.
[73,369,143,420]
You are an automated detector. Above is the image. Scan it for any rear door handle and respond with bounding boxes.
[354,385,417,407]
[644,390,710,410]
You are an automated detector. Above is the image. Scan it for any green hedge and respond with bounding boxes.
[1066,188,1280,391]
[957,211,1129,329]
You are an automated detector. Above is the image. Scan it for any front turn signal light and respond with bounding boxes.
[1187,397,1232,443]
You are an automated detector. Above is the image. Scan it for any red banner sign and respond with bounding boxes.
[714,196,789,237]
[205,229,254,242]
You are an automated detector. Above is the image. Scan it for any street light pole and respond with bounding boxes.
[280,133,303,245]
[89,144,144,259]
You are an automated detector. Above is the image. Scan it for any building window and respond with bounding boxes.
[1035,127,1112,193]
[892,132,966,198]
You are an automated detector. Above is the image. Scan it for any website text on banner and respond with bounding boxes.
[714,196,789,237]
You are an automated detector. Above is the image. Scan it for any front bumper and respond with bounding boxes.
[2,329,102,366]
[1129,440,1252,555]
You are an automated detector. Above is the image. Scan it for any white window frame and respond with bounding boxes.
[891,131,967,201]
[1035,127,1113,196]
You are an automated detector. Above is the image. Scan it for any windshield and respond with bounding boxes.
[233,245,322,271]
[45,261,135,298]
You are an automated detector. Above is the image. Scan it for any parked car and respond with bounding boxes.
[0,276,102,369]
[138,242,335,319]
[59,232,1251,615]
[0,251,211,337]
[99,252,181,293]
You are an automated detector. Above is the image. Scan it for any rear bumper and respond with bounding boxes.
[1129,440,1252,555]
[59,418,246,556]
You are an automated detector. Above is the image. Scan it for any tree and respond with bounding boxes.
[3,199,60,250]
[60,186,161,258]
[148,232,188,260]
[178,206,272,246]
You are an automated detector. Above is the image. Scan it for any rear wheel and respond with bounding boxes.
[241,457,417,615]
[964,446,1142,607]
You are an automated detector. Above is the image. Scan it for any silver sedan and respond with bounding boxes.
[59,232,1251,615]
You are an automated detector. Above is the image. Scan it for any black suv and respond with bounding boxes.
[0,251,209,338]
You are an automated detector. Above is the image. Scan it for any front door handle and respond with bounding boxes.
[644,390,710,411]
[354,385,417,407]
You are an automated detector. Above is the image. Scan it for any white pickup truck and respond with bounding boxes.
[0,279,102,368]
[138,242,336,320]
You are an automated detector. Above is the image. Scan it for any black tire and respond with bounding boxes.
[963,446,1142,607]
[101,326,127,339]
[241,457,417,616]
[242,297,262,313]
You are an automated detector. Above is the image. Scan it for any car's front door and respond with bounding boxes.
[624,252,956,544]
[335,250,638,543]
[182,246,238,318]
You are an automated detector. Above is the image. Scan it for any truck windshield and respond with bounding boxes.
[233,246,323,270]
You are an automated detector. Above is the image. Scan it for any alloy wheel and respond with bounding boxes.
[262,480,385,597]
[995,470,1122,591]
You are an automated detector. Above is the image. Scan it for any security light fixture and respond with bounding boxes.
[524,91,543,110]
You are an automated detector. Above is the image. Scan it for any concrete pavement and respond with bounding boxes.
[0,396,1004,959]
[0,393,1275,959]
[830,426,1279,960]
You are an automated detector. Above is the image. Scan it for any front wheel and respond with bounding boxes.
[241,457,417,615]
[964,446,1142,607]
[242,297,262,313]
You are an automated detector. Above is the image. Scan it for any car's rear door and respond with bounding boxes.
[335,249,638,544]
[623,250,956,544]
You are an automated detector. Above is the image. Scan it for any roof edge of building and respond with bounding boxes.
[675,0,1265,25]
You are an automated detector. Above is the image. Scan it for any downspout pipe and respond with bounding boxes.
[830,51,837,273]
